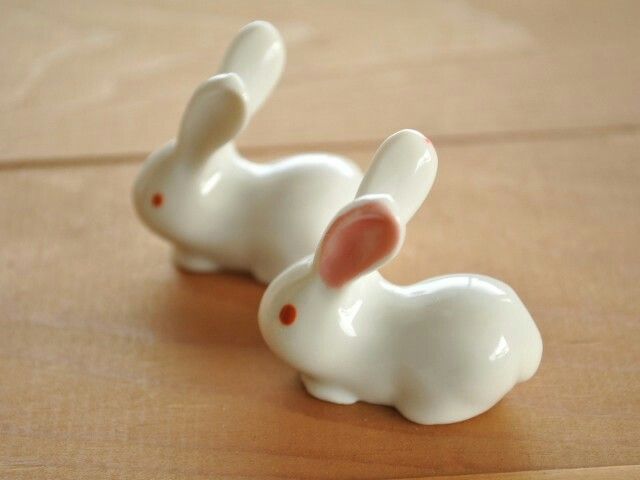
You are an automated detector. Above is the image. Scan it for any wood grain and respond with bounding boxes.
[1,0,639,161]
[2,1,639,477]
[1,133,638,478]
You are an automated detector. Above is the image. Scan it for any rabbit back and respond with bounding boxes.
[386,274,542,423]
[247,153,362,281]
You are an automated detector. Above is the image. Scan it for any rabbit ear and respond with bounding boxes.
[219,21,285,116]
[176,73,247,160]
[356,129,438,224]
[316,196,404,288]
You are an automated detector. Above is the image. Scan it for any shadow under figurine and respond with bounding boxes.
[258,129,543,425]
[133,21,362,283]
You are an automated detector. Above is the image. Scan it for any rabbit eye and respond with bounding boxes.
[151,192,164,208]
[279,304,296,326]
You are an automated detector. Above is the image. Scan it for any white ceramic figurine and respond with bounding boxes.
[259,129,543,425]
[133,21,362,282]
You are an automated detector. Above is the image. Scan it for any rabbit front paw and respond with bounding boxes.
[172,248,221,273]
[301,375,358,405]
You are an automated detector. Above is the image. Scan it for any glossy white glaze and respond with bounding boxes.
[259,130,543,424]
[133,21,362,283]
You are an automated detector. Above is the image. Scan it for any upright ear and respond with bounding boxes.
[176,73,247,160]
[219,21,286,116]
[316,197,404,288]
[356,129,438,224]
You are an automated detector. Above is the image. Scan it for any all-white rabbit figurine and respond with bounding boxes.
[133,21,361,283]
[259,129,543,425]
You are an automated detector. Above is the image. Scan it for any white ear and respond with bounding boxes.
[176,73,247,160]
[356,129,438,224]
[219,21,286,117]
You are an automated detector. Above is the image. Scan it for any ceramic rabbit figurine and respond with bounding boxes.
[259,129,543,425]
[133,21,362,283]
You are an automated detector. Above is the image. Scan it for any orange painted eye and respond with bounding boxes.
[151,193,163,207]
[279,304,297,326]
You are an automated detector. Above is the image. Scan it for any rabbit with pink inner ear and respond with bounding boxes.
[133,21,362,283]
[259,129,543,425]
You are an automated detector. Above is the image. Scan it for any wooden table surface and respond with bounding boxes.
[1,1,639,478]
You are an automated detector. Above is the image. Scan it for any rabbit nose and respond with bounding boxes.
[279,304,296,325]
[151,193,164,207]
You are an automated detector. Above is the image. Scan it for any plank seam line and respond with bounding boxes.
[0,123,637,172]
[390,463,640,480]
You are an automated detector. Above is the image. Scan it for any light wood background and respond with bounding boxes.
[1,1,639,479]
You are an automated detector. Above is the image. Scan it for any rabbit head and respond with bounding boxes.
[259,129,438,375]
[133,21,285,244]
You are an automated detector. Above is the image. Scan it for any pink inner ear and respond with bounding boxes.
[318,202,401,288]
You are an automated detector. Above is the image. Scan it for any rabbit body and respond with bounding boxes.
[258,130,543,424]
[135,142,360,283]
[261,261,541,424]
[133,21,361,282]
